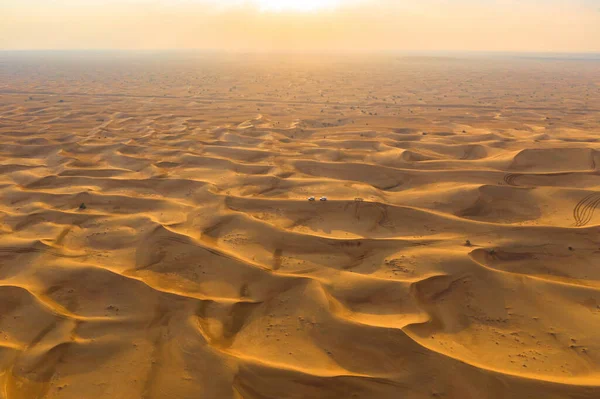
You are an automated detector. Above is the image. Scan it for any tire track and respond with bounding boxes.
[504,171,600,188]
[504,173,522,186]
[573,192,600,227]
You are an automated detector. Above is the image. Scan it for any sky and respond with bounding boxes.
[1,0,599,52]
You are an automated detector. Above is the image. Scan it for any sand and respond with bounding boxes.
[1,52,600,398]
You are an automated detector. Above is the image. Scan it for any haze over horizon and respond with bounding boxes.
[1,0,599,53]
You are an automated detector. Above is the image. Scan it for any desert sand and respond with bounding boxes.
[1,52,600,398]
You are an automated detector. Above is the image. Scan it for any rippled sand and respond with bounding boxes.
[1,53,600,398]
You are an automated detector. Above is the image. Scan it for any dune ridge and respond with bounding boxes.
[1,53,600,398]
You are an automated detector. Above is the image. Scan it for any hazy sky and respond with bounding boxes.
[1,0,599,52]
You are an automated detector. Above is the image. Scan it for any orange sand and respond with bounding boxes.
[1,52,600,398]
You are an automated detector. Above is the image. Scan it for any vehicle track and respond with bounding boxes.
[573,192,600,226]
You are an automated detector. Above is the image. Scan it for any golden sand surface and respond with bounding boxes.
[1,52,600,398]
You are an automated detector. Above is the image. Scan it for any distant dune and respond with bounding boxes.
[1,53,600,398]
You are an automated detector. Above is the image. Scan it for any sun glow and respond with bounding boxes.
[253,0,343,12]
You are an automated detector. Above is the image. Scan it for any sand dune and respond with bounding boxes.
[1,53,600,398]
